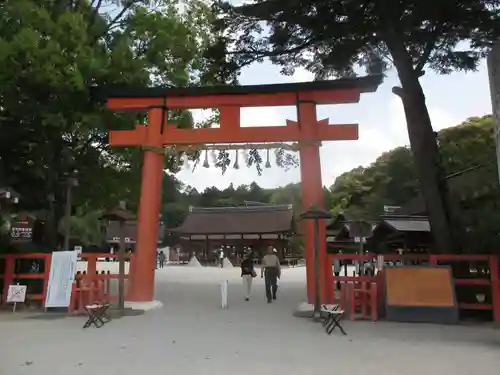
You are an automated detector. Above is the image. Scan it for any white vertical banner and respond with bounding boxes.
[220,280,228,309]
[45,251,78,308]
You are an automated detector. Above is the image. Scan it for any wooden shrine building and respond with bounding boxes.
[168,204,295,264]
[369,215,432,254]
[105,220,165,251]
[326,213,432,254]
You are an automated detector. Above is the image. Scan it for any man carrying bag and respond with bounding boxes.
[261,246,281,303]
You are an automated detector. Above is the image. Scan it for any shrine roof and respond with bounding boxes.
[168,204,294,235]
[93,75,383,99]
[105,220,165,243]
[376,215,431,233]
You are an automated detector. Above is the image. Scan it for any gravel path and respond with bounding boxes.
[1,266,499,375]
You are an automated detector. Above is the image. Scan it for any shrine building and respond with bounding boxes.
[168,204,295,265]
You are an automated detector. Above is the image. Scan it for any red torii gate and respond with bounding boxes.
[100,76,382,304]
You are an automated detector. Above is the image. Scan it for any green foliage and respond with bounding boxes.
[329,147,419,219]
[0,0,220,246]
[59,209,104,246]
[327,116,498,223]
[210,0,499,80]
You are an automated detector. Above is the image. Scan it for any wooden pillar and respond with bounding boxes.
[298,102,333,304]
[127,107,165,302]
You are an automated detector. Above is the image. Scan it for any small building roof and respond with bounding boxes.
[168,205,294,235]
[373,215,431,234]
[106,220,165,244]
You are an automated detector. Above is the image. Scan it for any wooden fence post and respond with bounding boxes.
[2,255,15,302]
[489,255,500,323]
[41,253,52,307]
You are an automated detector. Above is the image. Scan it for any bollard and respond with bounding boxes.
[221,280,228,309]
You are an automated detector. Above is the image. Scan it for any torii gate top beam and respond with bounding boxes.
[94,75,383,111]
[97,75,383,148]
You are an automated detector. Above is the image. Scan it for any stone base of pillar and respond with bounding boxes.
[293,302,316,318]
[125,300,163,311]
[292,302,339,318]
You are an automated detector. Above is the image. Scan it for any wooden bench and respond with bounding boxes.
[83,303,111,329]
[321,304,346,335]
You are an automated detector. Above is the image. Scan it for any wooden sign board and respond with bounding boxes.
[10,216,34,243]
[7,284,27,303]
[384,266,458,324]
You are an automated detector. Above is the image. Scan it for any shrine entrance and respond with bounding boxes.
[100,77,382,303]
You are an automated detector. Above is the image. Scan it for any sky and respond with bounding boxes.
[103,2,494,192]
[176,59,492,191]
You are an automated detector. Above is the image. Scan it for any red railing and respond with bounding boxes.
[69,253,132,314]
[329,253,500,322]
[0,253,52,303]
[0,253,133,313]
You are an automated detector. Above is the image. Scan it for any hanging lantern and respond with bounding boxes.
[233,150,240,169]
[265,149,271,168]
[203,150,209,168]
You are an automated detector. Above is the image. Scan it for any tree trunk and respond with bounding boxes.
[386,41,456,253]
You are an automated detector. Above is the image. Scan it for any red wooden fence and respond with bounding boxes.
[329,253,500,322]
[0,253,132,314]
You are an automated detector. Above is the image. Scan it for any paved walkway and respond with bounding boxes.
[1,266,500,374]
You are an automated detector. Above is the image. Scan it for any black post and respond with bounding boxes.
[118,220,125,311]
[63,180,72,251]
[313,218,321,319]
[299,205,332,322]
[63,171,78,251]
[359,238,364,275]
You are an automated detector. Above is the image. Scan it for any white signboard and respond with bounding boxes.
[45,251,78,308]
[74,246,82,256]
[353,237,367,243]
[7,285,27,303]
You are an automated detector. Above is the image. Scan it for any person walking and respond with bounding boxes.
[261,246,281,303]
[240,254,256,301]
[158,250,166,268]
[219,248,224,268]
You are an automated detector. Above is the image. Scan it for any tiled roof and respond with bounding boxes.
[378,215,431,232]
[168,205,294,235]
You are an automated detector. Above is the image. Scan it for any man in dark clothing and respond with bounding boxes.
[240,254,256,301]
[158,250,166,268]
[261,246,281,303]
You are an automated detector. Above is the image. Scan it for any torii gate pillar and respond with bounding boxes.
[297,102,332,303]
[101,76,382,304]
[128,108,166,302]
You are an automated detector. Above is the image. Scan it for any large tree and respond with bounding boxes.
[0,0,217,246]
[207,0,500,252]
